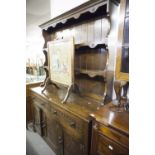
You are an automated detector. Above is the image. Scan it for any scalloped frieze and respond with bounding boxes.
[39,0,110,30]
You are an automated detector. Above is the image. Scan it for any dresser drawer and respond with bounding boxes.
[98,123,129,148]
[32,96,51,110]
[50,105,86,141]
[97,134,129,155]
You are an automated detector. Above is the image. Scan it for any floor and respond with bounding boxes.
[26,130,56,155]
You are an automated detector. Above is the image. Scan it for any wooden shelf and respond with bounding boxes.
[75,68,106,78]
[75,40,108,49]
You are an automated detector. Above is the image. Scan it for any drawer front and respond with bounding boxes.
[32,95,51,110]
[50,105,86,141]
[98,123,129,148]
[97,134,129,155]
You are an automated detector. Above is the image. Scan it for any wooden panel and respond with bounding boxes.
[81,23,88,44]
[47,16,111,101]
[30,89,92,155]
[41,111,47,137]
[33,104,42,135]
[63,131,85,155]
[87,21,94,45]
[75,46,108,99]
[94,19,102,44]
[26,83,42,126]
[49,103,87,141]
[45,114,63,155]
[75,47,108,70]
[53,17,108,47]
[26,96,33,125]
[76,75,105,98]
[32,96,50,110]
[91,126,100,155]
[32,98,63,155]
[77,25,82,44]
[101,18,110,42]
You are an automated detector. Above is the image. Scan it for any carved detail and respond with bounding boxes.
[89,7,98,13]
[61,19,67,24]
[40,30,51,87]
[74,14,80,19]
[39,0,110,30]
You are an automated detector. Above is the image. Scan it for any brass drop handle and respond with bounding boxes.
[58,136,63,144]
[42,124,46,128]
[108,145,114,151]
[70,121,76,128]
[53,110,57,115]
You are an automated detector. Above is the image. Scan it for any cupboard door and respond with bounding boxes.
[63,131,85,155]
[41,109,47,137]
[46,114,63,155]
[33,105,42,135]
[33,104,46,136]
[26,96,33,127]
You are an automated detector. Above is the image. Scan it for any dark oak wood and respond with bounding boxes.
[39,0,110,30]
[26,1,128,155]
[115,0,129,81]
[29,85,102,155]
[90,102,129,155]
[26,82,42,128]
[40,2,113,104]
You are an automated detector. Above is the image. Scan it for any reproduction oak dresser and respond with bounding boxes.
[26,0,129,155]
[29,85,103,155]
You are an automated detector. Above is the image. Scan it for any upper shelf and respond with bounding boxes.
[39,0,119,31]
[75,68,106,78]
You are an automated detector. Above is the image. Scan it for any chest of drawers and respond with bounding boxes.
[90,103,129,155]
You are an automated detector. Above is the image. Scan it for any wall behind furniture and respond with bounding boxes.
[26,0,51,83]
[50,0,89,18]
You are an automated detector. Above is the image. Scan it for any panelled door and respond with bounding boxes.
[63,131,85,155]
[45,112,63,155]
